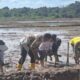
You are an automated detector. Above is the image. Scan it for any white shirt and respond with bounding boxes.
[39,41,53,51]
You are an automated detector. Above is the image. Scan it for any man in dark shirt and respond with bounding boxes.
[49,34,61,63]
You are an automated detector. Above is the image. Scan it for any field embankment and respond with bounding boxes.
[0,18,80,28]
[0,65,80,80]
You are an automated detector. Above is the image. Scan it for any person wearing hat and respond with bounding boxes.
[70,37,80,64]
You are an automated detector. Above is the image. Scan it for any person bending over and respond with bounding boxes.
[70,37,80,64]
[16,35,36,71]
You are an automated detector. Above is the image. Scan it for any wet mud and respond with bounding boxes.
[0,25,80,80]
[1,65,80,80]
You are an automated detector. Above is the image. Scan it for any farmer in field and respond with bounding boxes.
[16,35,36,71]
[70,37,80,64]
[17,33,62,70]
[30,35,42,64]
[38,33,53,67]
[50,34,61,63]
[31,33,61,66]
[0,40,8,74]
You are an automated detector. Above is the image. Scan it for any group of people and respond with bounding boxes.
[17,33,61,71]
[0,33,80,73]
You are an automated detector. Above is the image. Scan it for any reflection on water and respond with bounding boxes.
[17,21,77,27]
[0,27,67,51]
[0,27,66,34]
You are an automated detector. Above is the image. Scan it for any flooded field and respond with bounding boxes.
[0,26,80,80]
[0,26,80,73]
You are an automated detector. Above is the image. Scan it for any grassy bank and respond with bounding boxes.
[0,18,80,28]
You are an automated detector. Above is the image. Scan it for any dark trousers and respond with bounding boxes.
[19,46,35,65]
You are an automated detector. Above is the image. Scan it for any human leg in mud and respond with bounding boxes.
[28,48,35,70]
[47,51,60,63]
[17,46,27,71]
[39,50,47,67]
[74,42,80,64]
[0,40,8,74]
[0,52,4,74]
[52,44,60,63]
[0,59,4,74]
[53,52,59,64]
[17,46,35,71]
[51,35,61,63]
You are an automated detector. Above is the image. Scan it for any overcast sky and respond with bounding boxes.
[0,0,80,8]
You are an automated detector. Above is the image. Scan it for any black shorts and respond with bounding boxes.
[39,50,47,60]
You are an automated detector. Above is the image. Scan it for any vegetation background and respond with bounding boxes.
[0,1,80,21]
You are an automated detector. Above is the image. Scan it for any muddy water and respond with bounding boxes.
[0,26,80,72]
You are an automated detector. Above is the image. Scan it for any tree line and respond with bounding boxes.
[0,1,80,20]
